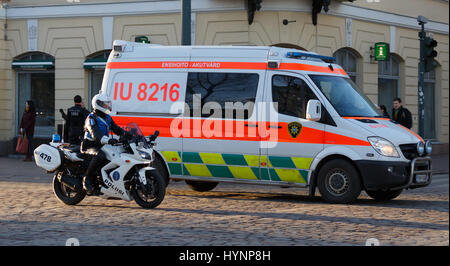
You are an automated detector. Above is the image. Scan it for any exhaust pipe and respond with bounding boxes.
[59,174,82,191]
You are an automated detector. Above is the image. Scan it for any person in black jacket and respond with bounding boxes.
[66,95,90,145]
[392,98,412,129]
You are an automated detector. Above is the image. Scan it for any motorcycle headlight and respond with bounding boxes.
[417,141,425,156]
[368,137,400,158]
[425,140,432,155]
[137,150,152,160]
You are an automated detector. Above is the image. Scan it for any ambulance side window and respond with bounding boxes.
[272,75,318,119]
[186,72,259,119]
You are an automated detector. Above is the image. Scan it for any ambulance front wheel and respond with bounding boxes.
[185,180,219,192]
[317,159,362,204]
[366,189,403,201]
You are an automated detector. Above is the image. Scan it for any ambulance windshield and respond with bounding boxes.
[309,75,381,117]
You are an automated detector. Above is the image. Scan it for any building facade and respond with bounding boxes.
[0,0,448,154]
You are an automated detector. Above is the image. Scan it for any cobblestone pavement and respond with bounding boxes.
[0,158,448,246]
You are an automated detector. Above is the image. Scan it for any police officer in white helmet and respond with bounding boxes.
[81,94,126,194]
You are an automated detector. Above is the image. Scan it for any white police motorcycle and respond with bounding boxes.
[33,122,166,209]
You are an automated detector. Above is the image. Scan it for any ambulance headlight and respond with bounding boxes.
[137,149,152,160]
[368,137,400,158]
[425,141,432,155]
[417,141,425,156]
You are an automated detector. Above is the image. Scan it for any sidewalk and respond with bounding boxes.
[0,157,50,183]
[431,153,449,174]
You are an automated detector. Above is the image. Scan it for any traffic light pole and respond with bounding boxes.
[181,0,191,45]
[418,22,425,137]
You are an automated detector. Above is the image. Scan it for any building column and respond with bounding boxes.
[0,16,13,154]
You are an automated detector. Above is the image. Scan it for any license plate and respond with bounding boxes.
[415,174,428,183]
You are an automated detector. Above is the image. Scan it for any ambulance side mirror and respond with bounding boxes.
[306,100,322,122]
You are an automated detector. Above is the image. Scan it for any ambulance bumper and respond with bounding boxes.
[356,157,432,191]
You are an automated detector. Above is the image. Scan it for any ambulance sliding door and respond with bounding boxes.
[261,71,325,185]
[180,48,267,181]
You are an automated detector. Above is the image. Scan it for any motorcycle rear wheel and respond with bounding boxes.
[53,174,86,205]
[132,170,166,209]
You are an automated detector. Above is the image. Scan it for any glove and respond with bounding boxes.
[108,138,119,145]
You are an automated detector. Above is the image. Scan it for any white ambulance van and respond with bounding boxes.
[99,40,432,203]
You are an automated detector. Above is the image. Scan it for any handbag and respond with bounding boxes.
[16,135,29,154]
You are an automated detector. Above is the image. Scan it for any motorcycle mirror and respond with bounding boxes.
[154,130,159,136]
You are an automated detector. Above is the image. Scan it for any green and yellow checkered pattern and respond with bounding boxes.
[161,151,313,184]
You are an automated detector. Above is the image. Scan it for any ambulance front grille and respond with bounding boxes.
[399,144,418,160]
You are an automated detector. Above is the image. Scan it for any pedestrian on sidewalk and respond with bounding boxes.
[19,100,36,161]
[379,105,390,118]
[392,98,412,129]
[65,95,90,145]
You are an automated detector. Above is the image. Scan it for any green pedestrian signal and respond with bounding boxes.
[423,36,437,72]
[374,42,389,61]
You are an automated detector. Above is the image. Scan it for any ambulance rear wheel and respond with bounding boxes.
[317,159,361,204]
[366,189,403,201]
[185,180,218,192]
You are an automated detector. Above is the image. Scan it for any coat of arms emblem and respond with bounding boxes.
[287,122,302,138]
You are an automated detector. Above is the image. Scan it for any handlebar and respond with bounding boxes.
[148,130,159,142]
[112,130,159,148]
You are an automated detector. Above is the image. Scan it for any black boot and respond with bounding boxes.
[83,151,106,195]
[83,176,95,195]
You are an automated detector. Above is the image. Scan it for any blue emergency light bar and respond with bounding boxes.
[286,52,336,63]
[52,134,61,143]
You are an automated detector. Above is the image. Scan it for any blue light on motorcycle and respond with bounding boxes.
[52,134,61,143]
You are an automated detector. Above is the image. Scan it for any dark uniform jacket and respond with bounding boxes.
[67,105,90,145]
[392,106,413,129]
[81,110,124,155]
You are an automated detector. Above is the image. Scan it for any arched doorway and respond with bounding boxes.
[84,50,111,110]
[13,52,55,137]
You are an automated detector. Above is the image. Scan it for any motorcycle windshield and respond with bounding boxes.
[125,122,144,137]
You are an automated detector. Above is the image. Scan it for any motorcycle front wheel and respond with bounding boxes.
[132,170,166,209]
[53,173,86,205]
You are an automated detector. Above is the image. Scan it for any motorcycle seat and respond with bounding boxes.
[61,145,86,162]
[63,144,81,153]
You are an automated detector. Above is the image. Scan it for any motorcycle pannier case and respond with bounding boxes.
[34,144,62,172]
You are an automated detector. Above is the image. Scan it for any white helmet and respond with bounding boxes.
[92,93,112,114]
